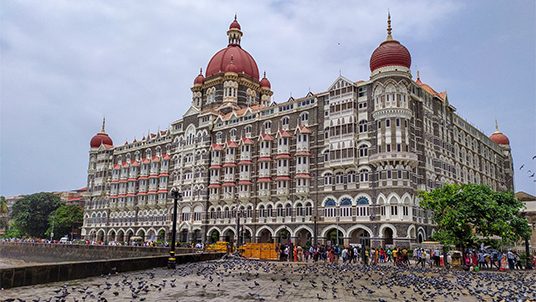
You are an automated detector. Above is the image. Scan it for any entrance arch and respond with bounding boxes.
[242,228,252,243]
[108,230,116,243]
[294,227,312,247]
[125,229,134,244]
[116,229,125,243]
[348,227,371,248]
[180,229,188,242]
[383,227,394,245]
[146,229,156,242]
[257,227,273,243]
[208,229,220,243]
[96,229,105,243]
[325,228,343,246]
[157,229,166,242]
[275,227,291,244]
[192,229,202,243]
[136,229,146,241]
[223,228,235,243]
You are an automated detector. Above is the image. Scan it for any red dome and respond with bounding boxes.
[193,69,205,85]
[370,39,411,72]
[260,72,271,89]
[90,132,113,148]
[490,131,510,145]
[229,19,241,30]
[206,46,259,80]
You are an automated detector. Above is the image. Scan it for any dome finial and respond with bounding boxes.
[199,67,203,74]
[234,13,237,20]
[417,70,420,80]
[101,117,106,133]
[495,119,499,131]
[263,71,266,78]
[386,11,393,40]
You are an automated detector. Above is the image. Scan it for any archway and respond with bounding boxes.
[192,229,202,243]
[383,227,394,245]
[88,230,96,241]
[180,229,188,242]
[108,230,116,243]
[242,229,252,243]
[418,233,423,243]
[147,229,156,242]
[96,230,105,243]
[137,229,146,242]
[295,228,312,248]
[157,229,166,242]
[258,228,273,243]
[349,228,370,248]
[116,230,125,243]
[126,229,134,244]
[208,229,220,244]
[325,228,343,246]
[223,229,235,243]
[276,228,291,244]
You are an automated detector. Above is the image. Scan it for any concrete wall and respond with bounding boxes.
[0,242,196,262]
[0,252,224,289]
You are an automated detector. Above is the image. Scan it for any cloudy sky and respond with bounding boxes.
[1,0,535,196]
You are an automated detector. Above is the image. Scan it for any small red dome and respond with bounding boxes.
[490,131,510,145]
[229,18,241,30]
[90,132,113,148]
[206,46,259,80]
[260,72,271,89]
[193,69,205,85]
[370,39,411,72]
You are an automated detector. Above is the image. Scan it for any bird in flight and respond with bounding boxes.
[520,164,525,170]
[533,155,536,160]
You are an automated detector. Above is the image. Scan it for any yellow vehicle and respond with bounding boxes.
[206,241,229,253]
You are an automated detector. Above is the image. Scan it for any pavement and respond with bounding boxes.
[1,257,535,302]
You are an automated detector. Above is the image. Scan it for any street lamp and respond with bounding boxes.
[235,192,242,249]
[168,187,182,269]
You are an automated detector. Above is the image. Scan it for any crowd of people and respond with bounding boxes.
[273,242,536,271]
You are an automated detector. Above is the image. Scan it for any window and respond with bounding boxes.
[359,145,368,157]
[324,173,333,185]
[359,120,368,133]
[324,198,336,217]
[300,112,309,124]
[386,119,391,127]
[396,118,400,127]
[263,121,272,133]
[281,116,290,128]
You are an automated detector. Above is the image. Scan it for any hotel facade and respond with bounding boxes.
[81,16,514,248]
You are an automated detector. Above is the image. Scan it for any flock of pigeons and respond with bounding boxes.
[2,257,535,302]
[519,155,536,182]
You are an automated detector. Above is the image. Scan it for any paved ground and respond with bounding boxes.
[2,258,535,302]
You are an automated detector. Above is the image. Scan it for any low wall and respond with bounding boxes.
[0,242,196,262]
[0,252,224,289]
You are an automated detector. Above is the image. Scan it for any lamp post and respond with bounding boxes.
[168,187,182,269]
[235,192,242,249]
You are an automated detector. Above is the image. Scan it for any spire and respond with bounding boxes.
[417,70,420,81]
[386,11,393,41]
[101,117,106,133]
[199,67,203,75]
[234,13,237,20]
[495,119,499,131]
[263,71,266,78]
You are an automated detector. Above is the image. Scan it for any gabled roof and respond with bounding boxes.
[328,75,355,91]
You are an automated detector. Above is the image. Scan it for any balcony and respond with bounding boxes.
[258,169,270,178]
[295,186,309,195]
[259,148,271,157]
[369,151,418,167]
[240,152,251,161]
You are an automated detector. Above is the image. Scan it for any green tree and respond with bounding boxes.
[0,196,8,229]
[11,192,62,238]
[419,184,531,252]
[46,204,84,240]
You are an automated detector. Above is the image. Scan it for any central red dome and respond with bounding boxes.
[369,13,411,72]
[370,40,411,72]
[206,45,259,80]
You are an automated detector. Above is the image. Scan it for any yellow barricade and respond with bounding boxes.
[241,243,277,260]
[206,241,229,253]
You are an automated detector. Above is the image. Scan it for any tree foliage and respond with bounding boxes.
[46,204,84,239]
[419,184,531,249]
[0,196,8,229]
[11,192,62,238]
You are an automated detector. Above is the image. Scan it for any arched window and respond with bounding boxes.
[263,121,272,133]
[259,205,265,218]
[244,125,252,137]
[347,171,357,183]
[305,202,313,216]
[296,203,304,216]
[359,120,368,133]
[285,203,292,217]
[324,198,336,217]
[359,145,368,157]
[281,116,290,129]
[300,112,309,124]
[230,128,237,140]
[359,170,369,182]
[324,173,333,185]
[356,197,370,216]
[277,204,284,217]
[340,197,352,217]
[335,172,345,184]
